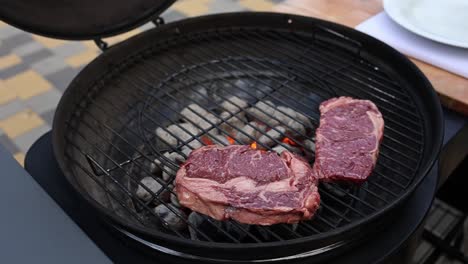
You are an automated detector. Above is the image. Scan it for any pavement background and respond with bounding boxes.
[0,0,281,166]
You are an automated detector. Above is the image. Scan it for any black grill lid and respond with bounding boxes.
[0,0,175,40]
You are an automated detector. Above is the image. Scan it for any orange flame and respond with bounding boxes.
[282,137,298,146]
[226,136,236,145]
[250,142,257,149]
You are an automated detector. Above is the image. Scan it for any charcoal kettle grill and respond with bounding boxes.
[0,0,444,262]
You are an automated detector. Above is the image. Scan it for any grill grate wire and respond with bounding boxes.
[63,28,425,244]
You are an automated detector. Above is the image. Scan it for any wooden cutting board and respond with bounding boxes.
[273,0,468,115]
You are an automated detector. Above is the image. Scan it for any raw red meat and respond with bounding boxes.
[175,145,320,225]
[313,97,384,183]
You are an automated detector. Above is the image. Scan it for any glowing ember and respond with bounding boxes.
[250,142,257,149]
[201,136,214,145]
[227,136,236,145]
[282,137,298,146]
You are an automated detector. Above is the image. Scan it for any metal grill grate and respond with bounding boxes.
[62,26,426,245]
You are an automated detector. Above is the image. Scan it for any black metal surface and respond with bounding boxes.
[51,13,443,260]
[0,0,175,40]
[25,131,439,263]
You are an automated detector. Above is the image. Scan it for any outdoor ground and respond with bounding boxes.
[0,0,281,166]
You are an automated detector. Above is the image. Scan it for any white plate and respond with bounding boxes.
[383,0,468,48]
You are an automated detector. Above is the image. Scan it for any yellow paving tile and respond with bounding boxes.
[13,152,25,167]
[0,54,21,70]
[102,36,121,46]
[0,80,17,105]
[84,28,143,49]
[239,0,274,11]
[66,49,98,68]
[82,41,100,51]
[0,109,44,138]
[172,0,212,16]
[4,70,52,100]
[115,28,142,41]
[32,35,66,48]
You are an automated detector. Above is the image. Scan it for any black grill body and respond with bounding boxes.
[25,132,439,264]
[52,12,443,261]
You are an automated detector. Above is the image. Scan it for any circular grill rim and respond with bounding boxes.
[51,12,443,256]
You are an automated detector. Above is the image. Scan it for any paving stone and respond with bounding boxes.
[21,49,54,65]
[12,41,44,56]
[0,26,24,41]
[13,124,50,153]
[23,88,62,115]
[0,54,22,71]
[31,55,68,75]
[45,67,78,91]
[0,63,29,79]
[74,65,85,72]
[139,22,156,31]
[238,0,275,11]
[65,49,98,67]
[0,109,45,138]
[0,134,20,154]
[4,70,52,100]
[0,41,6,56]
[32,35,67,49]
[209,0,246,13]
[13,152,25,166]
[0,34,32,54]
[161,10,187,22]
[53,42,86,58]
[0,100,27,120]
[40,109,56,125]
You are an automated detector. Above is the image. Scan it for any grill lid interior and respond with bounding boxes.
[0,0,175,40]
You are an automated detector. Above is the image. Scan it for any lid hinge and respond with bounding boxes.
[94,38,109,52]
[152,17,165,27]
[92,16,164,52]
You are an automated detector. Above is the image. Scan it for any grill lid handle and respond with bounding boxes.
[0,0,175,40]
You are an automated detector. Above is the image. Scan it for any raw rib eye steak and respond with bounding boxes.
[313,97,384,183]
[175,145,320,225]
